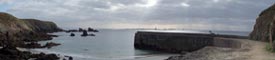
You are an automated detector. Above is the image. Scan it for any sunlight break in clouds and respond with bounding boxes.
[181,2,190,7]
[136,0,159,8]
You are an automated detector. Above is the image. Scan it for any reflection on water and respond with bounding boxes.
[31,29,155,60]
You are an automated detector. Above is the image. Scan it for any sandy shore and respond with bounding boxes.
[167,38,275,60]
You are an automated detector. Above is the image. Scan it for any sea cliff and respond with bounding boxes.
[0,12,63,60]
[250,4,275,42]
[0,12,62,33]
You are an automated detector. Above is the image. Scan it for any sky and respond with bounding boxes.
[0,0,274,31]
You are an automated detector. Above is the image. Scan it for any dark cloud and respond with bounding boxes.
[1,0,274,31]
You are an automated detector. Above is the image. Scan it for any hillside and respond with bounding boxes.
[250,4,275,41]
[0,12,62,33]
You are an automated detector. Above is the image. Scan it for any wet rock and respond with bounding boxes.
[49,35,58,37]
[43,42,61,49]
[69,56,73,60]
[64,55,73,60]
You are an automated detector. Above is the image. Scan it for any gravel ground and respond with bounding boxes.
[166,38,275,60]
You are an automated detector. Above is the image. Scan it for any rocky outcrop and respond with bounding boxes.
[0,12,62,42]
[0,12,63,60]
[250,4,275,41]
[0,12,31,32]
[0,12,62,33]
[22,19,63,33]
[0,47,60,60]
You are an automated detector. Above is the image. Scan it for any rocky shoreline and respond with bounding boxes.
[0,12,68,60]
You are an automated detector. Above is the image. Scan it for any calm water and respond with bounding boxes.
[29,29,250,60]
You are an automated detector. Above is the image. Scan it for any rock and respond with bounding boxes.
[22,19,63,33]
[64,55,73,60]
[21,42,60,49]
[0,46,20,55]
[81,30,88,36]
[65,30,78,33]
[0,12,62,60]
[35,54,59,60]
[69,56,73,60]
[0,46,42,60]
[22,42,43,48]
[88,27,99,32]
[70,33,75,36]
[79,28,85,32]
[22,32,55,42]
[250,4,275,42]
[31,53,46,58]
[43,42,61,48]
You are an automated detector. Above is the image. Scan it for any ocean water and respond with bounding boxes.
[29,29,250,60]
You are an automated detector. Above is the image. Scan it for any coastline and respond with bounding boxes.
[166,38,275,60]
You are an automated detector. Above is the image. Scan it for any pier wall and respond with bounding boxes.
[134,31,243,53]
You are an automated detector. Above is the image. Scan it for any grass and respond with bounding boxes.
[266,44,275,53]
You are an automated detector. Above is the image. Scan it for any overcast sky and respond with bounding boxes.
[0,0,274,31]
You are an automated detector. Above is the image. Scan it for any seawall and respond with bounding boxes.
[134,31,243,53]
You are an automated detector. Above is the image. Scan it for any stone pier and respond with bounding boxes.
[134,31,243,53]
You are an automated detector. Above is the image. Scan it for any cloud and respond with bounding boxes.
[2,0,275,31]
[181,2,190,7]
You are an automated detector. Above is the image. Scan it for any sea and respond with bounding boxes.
[27,29,250,60]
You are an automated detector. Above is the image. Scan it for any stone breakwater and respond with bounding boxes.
[134,31,243,53]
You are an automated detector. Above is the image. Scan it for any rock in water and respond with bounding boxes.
[79,28,84,32]
[250,4,275,42]
[88,27,99,32]
[70,33,75,37]
[81,30,88,36]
